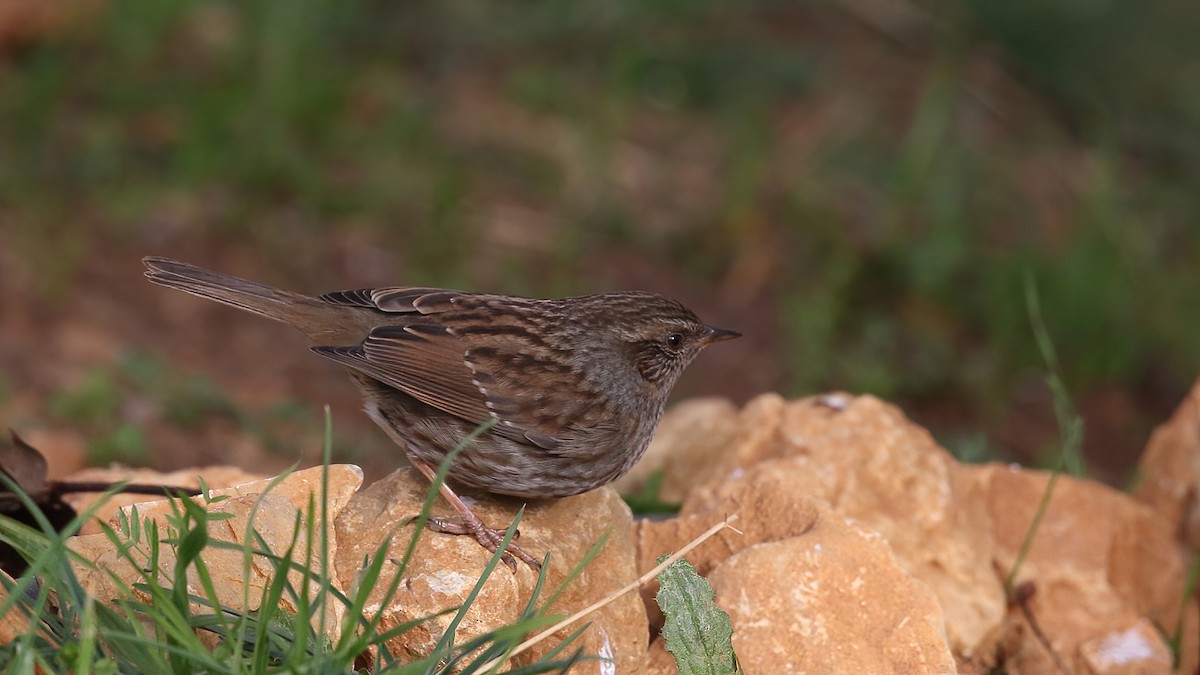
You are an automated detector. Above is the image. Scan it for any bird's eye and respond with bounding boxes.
[665,333,683,349]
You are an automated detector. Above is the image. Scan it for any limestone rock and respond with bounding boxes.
[1135,378,1200,549]
[643,637,681,675]
[641,393,1004,657]
[637,468,822,576]
[56,461,645,668]
[706,511,956,674]
[977,464,1182,674]
[60,464,266,534]
[1078,619,1173,675]
[333,468,647,672]
[72,493,334,630]
[119,464,362,525]
[69,465,364,638]
[634,391,1195,673]
[635,463,822,628]
[0,570,30,644]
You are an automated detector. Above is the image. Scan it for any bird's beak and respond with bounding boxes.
[702,326,741,345]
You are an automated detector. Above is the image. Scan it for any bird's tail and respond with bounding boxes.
[142,256,341,335]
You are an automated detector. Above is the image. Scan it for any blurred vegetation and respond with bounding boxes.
[2,0,1198,477]
[44,351,325,465]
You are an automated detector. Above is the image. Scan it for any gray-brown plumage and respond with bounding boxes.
[142,256,738,568]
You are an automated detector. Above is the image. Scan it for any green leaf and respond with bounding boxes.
[655,556,741,675]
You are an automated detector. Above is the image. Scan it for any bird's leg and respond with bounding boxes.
[410,459,542,571]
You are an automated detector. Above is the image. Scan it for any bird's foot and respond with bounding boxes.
[409,458,543,572]
[427,515,542,572]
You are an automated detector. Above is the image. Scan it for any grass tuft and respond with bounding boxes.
[1004,273,1086,596]
[0,415,591,673]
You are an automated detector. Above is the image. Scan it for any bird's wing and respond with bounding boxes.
[314,287,602,450]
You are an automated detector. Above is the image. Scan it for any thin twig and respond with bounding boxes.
[1013,581,1075,675]
[52,482,204,498]
[480,513,741,671]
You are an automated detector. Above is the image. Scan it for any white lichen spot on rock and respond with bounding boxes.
[420,570,475,596]
[1091,622,1157,665]
[794,613,829,642]
[791,573,821,607]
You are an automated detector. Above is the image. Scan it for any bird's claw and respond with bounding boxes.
[427,516,541,572]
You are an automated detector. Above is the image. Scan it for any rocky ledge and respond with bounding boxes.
[7,380,1198,674]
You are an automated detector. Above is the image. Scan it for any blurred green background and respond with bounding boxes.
[1,0,1197,483]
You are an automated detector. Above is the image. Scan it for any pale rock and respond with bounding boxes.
[70,465,364,639]
[1135,378,1200,549]
[635,465,821,628]
[333,468,647,672]
[60,464,266,534]
[0,570,30,644]
[637,462,822,575]
[71,493,336,639]
[644,393,1004,658]
[122,464,363,570]
[643,637,682,674]
[637,392,1194,673]
[1078,619,1173,675]
[978,464,1181,674]
[707,511,956,674]
[122,464,363,526]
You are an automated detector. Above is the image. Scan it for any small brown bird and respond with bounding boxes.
[143,257,738,569]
